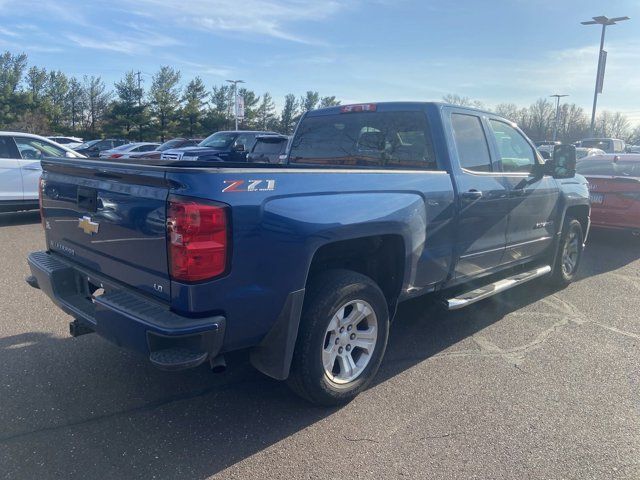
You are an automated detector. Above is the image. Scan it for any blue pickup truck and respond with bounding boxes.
[27,102,590,405]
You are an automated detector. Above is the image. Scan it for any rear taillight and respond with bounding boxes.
[166,198,229,282]
[38,177,45,229]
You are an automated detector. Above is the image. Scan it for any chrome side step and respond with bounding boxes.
[446,265,552,310]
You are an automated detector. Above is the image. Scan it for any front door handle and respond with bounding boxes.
[461,189,483,200]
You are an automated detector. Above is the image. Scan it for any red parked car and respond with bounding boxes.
[576,154,640,235]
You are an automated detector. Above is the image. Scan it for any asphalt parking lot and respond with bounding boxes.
[0,211,639,479]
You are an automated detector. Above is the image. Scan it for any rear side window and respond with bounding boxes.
[14,137,65,159]
[254,139,287,154]
[0,137,17,158]
[289,111,437,169]
[451,113,492,172]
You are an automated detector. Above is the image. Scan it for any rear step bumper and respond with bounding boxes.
[445,265,551,310]
[27,251,225,371]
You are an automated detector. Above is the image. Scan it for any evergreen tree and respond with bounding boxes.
[148,66,181,141]
[181,76,207,137]
[46,70,69,132]
[111,71,146,139]
[66,77,84,133]
[319,96,340,108]
[300,91,319,113]
[82,75,111,135]
[280,94,299,134]
[256,92,276,130]
[26,66,48,109]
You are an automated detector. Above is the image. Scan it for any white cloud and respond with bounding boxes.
[120,0,347,44]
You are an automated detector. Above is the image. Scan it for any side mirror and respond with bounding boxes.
[65,151,75,158]
[233,143,245,152]
[551,144,577,179]
[539,150,551,160]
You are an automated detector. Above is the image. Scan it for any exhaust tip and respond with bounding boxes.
[210,354,227,373]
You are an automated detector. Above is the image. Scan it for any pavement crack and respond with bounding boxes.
[343,434,379,443]
[420,431,464,441]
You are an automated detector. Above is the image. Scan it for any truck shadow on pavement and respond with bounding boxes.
[0,228,637,479]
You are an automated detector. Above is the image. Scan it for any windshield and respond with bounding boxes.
[77,139,100,149]
[581,140,611,151]
[112,143,133,151]
[158,139,185,151]
[199,132,237,149]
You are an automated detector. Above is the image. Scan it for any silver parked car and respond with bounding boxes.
[98,142,161,159]
[0,132,85,212]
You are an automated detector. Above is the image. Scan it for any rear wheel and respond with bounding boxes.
[550,218,584,287]
[287,269,389,406]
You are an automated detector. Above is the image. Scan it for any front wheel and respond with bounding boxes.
[550,217,584,287]
[287,269,390,406]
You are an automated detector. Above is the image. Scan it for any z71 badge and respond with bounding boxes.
[222,179,276,193]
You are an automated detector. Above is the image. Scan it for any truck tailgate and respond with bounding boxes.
[40,159,171,301]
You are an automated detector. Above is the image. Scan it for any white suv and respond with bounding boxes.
[0,132,85,213]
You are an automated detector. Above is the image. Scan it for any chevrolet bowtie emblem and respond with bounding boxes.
[78,216,99,235]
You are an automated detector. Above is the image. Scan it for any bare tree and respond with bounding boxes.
[442,93,483,109]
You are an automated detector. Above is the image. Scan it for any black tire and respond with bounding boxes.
[287,269,390,406]
[549,217,584,288]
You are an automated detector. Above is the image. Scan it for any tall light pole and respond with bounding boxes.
[581,15,630,137]
[226,79,245,130]
[550,94,568,142]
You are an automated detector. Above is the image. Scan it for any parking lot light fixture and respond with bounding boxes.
[581,15,630,136]
[550,94,569,142]
[226,79,245,130]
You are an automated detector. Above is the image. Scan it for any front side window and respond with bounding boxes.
[14,137,65,159]
[200,132,237,149]
[289,110,436,169]
[234,134,254,150]
[451,113,492,172]
[488,119,537,173]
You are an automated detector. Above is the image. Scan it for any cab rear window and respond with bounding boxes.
[289,111,437,169]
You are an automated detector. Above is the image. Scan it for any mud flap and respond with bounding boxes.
[249,289,305,380]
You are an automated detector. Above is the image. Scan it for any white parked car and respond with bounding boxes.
[48,136,84,149]
[98,142,161,159]
[0,132,85,213]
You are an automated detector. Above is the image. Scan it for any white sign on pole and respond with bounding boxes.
[236,95,245,120]
[596,50,607,94]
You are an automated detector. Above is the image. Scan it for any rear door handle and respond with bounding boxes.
[461,189,483,200]
[22,165,42,171]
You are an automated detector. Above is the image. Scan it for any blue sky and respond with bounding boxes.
[1,0,639,122]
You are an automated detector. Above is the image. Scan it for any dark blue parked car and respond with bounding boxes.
[27,102,590,405]
[161,130,278,162]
